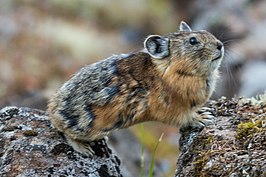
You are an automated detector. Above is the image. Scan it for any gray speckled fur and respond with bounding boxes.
[56,54,132,128]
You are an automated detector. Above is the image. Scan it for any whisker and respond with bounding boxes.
[221,50,242,97]
[222,38,242,45]
[226,48,243,59]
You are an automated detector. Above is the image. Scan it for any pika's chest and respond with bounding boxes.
[149,74,217,116]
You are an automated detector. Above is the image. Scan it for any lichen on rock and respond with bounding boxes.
[0,106,122,177]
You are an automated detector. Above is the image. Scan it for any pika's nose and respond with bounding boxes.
[217,41,223,51]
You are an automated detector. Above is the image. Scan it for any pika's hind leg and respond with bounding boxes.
[65,136,95,157]
[65,135,111,157]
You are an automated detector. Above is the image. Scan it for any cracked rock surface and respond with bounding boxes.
[0,107,122,177]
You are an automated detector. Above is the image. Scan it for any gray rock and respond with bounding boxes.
[0,106,122,177]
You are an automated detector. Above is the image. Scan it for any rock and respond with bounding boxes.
[176,96,266,177]
[0,106,122,177]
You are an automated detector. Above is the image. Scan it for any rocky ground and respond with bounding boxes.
[1,94,265,176]
[176,95,266,177]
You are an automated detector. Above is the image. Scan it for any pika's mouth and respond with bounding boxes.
[212,46,224,61]
[212,55,222,61]
[212,52,223,61]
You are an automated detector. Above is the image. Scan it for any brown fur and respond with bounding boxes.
[47,22,224,156]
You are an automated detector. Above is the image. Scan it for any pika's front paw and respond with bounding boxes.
[197,106,215,124]
[180,109,215,132]
[192,113,215,128]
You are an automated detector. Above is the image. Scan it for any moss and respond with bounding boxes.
[195,135,214,150]
[191,135,214,177]
[193,151,213,177]
[23,130,38,137]
[193,150,211,165]
[236,120,262,139]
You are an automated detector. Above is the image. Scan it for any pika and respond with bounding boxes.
[48,21,224,156]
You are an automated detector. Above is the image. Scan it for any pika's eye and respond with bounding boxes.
[189,37,199,45]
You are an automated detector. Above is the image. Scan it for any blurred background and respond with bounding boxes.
[0,0,266,176]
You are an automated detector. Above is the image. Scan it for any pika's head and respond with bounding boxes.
[144,21,224,77]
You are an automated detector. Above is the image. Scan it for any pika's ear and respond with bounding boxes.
[144,35,169,59]
[179,21,192,32]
